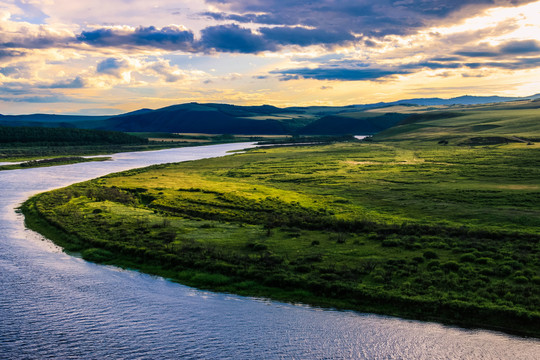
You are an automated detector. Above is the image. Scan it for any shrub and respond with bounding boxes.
[423,250,438,259]
[498,265,513,277]
[442,261,460,272]
[459,253,476,263]
[247,242,268,251]
[81,248,114,263]
[475,257,494,265]
[382,239,401,247]
[191,273,231,286]
[514,276,529,284]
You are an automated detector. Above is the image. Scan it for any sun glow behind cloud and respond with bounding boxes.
[0,0,539,114]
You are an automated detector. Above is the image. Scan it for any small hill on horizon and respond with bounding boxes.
[1,93,539,137]
[97,103,295,134]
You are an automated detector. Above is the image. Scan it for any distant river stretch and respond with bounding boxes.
[1,143,539,359]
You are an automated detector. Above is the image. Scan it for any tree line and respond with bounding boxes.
[0,125,148,145]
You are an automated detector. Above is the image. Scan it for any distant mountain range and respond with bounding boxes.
[1,93,539,136]
[361,93,540,107]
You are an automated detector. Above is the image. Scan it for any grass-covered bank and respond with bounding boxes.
[0,125,283,162]
[22,141,540,337]
[0,156,110,171]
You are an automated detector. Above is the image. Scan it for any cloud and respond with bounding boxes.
[0,50,26,59]
[0,95,69,103]
[0,65,27,78]
[464,57,540,70]
[45,76,86,89]
[77,26,195,51]
[455,39,540,57]
[499,40,540,54]
[199,24,274,53]
[273,66,411,81]
[0,23,74,50]
[143,60,186,82]
[259,27,355,47]
[96,58,131,77]
[204,0,539,37]
[198,24,356,54]
[273,49,540,82]
[12,0,49,24]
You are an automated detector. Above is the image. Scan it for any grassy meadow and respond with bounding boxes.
[22,137,540,336]
[375,100,540,142]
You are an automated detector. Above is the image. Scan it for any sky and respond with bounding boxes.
[0,0,539,115]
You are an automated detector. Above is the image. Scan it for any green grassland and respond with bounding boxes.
[375,100,540,142]
[22,138,540,336]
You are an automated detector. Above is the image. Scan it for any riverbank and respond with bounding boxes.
[2,127,537,360]
[21,141,540,337]
[0,156,111,171]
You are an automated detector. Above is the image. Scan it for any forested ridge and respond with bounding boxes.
[0,125,147,145]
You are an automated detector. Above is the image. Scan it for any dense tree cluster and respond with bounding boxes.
[0,125,148,145]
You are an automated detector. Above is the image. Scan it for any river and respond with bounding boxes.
[0,143,539,359]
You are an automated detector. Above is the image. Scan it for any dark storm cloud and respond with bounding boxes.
[96,58,128,74]
[455,40,540,58]
[0,50,26,59]
[198,24,355,53]
[499,40,540,54]
[259,27,355,47]
[0,34,73,50]
[273,67,412,81]
[454,51,500,57]
[198,24,274,53]
[273,50,540,82]
[77,26,195,51]
[202,11,299,26]
[464,57,540,69]
[204,0,538,37]
[2,23,354,55]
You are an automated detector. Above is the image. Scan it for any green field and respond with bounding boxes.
[22,138,540,336]
[375,100,540,142]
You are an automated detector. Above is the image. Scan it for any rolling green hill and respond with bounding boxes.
[299,112,408,135]
[2,96,539,137]
[97,103,291,134]
[374,100,540,143]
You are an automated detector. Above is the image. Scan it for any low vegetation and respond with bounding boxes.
[374,101,540,142]
[0,126,280,162]
[22,139,540,336]
[0,125,147,161]
[0,156,110,170]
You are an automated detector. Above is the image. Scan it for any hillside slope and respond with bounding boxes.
[98,103,290,134]
[299,112,408,135]
[374,100,540,142]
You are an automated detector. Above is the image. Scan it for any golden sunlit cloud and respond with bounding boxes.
[0,0,539,113]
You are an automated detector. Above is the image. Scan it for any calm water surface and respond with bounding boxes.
[1,143,539,359]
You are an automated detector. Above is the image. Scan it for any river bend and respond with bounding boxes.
[1,143,539,359]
